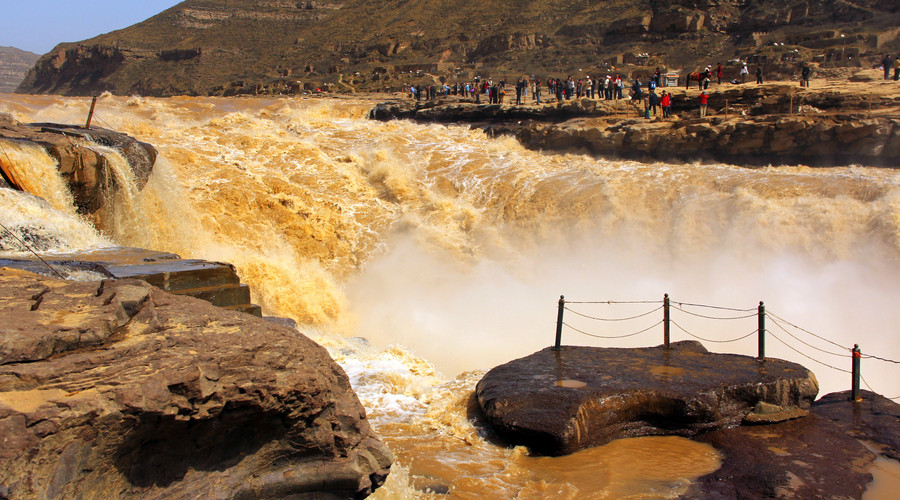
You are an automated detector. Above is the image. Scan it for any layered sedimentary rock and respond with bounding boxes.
[475,341,818,456]
[0,246,262,316]
[516,114,900,166]
[0,47,39,93]
[14,1,900,96]
[0,268,391,498]
[371,85,900,166]
[0,113,157,213]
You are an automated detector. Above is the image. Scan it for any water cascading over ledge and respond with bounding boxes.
[0,113,261,316]
[0,112,157,215]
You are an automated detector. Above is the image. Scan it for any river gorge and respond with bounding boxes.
[2,93,899,498]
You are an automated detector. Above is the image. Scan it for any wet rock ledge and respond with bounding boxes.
[477,341,900,498]
[370,85,900,167]
[0,113,156,213]
[0,268,391,498]
[476,341,819,457]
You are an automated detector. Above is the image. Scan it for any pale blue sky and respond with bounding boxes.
[0,1,183,55]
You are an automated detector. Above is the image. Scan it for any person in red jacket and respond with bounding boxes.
[716,63,723,85]
[699,91,709,118]
[661,90,672,119]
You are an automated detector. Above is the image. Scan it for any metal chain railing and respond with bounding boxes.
[552,293,899,402]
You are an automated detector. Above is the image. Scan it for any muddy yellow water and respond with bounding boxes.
[3,93,900,497]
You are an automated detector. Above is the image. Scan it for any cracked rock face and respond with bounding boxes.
[0,268,391,499]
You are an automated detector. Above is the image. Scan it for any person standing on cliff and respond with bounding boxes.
[699,91,709,118]
[883,54,893,80]
[661,90,672,119]
[894,56,900,81]
[800,63,811,87]
[716,63,723,85]
[756,64,764,84]
[740,62,749,83]
[648,88,660,117]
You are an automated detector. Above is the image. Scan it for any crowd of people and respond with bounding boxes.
[409,61,775,108]
[407,55,898,119]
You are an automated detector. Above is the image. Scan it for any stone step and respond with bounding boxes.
[224,304,263,317]
[106,260,241,293]
[0,247,263,318]
[179,283,251,309]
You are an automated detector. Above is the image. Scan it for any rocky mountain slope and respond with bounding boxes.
[0,47,39,93]
[15,0,900,97]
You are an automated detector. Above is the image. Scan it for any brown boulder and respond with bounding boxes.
[475,341,818,456]
[0,268,391,498]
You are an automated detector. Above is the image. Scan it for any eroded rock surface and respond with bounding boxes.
[682,414,875,499]
[0,268,391,498]
[812,390,900,461]
[475,341,818,456]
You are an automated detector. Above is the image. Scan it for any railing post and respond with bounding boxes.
[758,301,765,360]
[554,295,565,350]
[663,293,670,349]
[851,344,861,402]
[85,96,98,129]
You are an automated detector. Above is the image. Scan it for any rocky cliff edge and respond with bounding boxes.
[0,268,391,499]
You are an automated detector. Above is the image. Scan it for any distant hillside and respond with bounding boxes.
[15,0,900,97]
[0,47,40,93]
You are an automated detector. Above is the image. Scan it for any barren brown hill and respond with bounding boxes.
[0,47,40,93]
[15,0,900,97]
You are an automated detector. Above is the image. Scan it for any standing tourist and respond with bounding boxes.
[894,56,900,81]
[661,90,672,119]
[631,78,643,100]
[614,75,623,99]
[716,63,723,85]
[533,79,542,104]
[605,75,613,100]
[800,63,811,87]
[648,89,660,117]
[756,64,764,84]
[699,91,709,118]
[883,54,893,80]
[740,62,749,83]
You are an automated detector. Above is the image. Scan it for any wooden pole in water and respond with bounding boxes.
[851,344,862,401]
[554,295,565,350]
[758,301,766,360]
[85,96,98,129]
[663,294,670,349]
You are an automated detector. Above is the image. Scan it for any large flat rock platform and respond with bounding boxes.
[475,341,818,456]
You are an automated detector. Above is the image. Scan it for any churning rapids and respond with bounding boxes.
[2,93,900,498]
